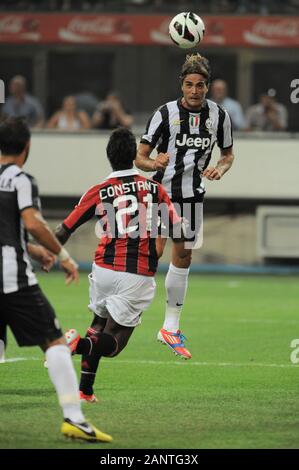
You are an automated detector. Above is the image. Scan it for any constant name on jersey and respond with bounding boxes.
[175,133,211,150]
[100,179,158,200]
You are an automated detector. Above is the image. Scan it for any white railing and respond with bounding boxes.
[27,130,299,199]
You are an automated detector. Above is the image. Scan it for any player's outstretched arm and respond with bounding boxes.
[27,243,56,272]
[136,143,169,172]
[55,223,71,245]
[59,256,79,286]
[21,207,79,284]
[203,147,234,181]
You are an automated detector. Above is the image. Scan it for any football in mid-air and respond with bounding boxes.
[169,12,205,49]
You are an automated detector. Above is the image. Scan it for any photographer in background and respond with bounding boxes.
[92,91,133,130]
[246,89,288,131]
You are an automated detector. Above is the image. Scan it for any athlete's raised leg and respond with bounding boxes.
[158,241,192,360]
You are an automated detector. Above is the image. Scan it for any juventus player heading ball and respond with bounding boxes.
[136,54,234,359]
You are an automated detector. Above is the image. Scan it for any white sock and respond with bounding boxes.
[46,344,85,423]
[163,263,190,332]
[0,339,5,363]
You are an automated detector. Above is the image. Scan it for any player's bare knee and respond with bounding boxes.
[180,251,192,263]
[174,250,192,268]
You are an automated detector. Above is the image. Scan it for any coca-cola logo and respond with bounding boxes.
[158,19,171,35]
[252,20,299,38]
[0,16,24,33]
[0,15,39,34]
[68,17,116,35]
[150,19,172,44]
[0,15,40,40]
[23,18,39,32]
[59,16,132,43]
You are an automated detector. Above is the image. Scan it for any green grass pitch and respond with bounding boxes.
[1,272,299,449]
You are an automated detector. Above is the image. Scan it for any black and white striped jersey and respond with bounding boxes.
[0,163,40,294]
[140,98,233,201]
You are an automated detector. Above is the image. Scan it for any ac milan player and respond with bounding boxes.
[56,127,183,402]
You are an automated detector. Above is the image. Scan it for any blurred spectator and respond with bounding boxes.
[210,79,246,130]
[92,92,133,130]
[246,89,288,131]
[1,75,44,128]
[46,95,90,131]
[74,92,98,118]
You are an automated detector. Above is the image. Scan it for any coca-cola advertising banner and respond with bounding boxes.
[0,14,298,47]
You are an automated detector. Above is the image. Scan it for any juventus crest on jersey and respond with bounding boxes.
[0,164,40,294]
[141,98,233,201]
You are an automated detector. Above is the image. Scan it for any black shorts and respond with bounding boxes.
[171,197,204,245]
[0,285,62,347]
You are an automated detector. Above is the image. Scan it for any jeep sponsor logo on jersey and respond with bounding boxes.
[175,133,211,150]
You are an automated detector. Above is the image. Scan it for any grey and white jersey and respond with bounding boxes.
[141,98,233,200]
[0,163,40,293]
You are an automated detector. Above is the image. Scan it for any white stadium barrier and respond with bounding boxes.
[27,130,299,200]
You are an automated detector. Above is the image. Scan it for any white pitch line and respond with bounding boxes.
[236,319,299,325]
[3,357,40,363]
[1,357,297,369]
[197,318,299,325]
[105,359,297,368]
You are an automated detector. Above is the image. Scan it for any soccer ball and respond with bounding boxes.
[169,12,205,49]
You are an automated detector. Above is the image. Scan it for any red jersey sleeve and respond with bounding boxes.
[63,185,100,233]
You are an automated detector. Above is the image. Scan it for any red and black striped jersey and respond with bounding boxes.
[63,169,181,276]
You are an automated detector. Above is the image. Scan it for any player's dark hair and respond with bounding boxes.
[106,127,136,171]
[180,53,211,84]
[0,117,30,155]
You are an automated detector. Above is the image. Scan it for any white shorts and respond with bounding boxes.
[88,264,156,327]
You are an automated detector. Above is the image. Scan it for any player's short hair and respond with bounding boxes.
[0,117,30,155]
[180,53,211,84]
[106,127,136,171]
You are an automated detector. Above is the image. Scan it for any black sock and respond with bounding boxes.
[76,332,117,357]
[80,353,101,395]
[76,337,93,355]
[0,323,7,347]
[77,326,118,396]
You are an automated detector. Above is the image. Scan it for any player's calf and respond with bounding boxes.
[65,328,118,357]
